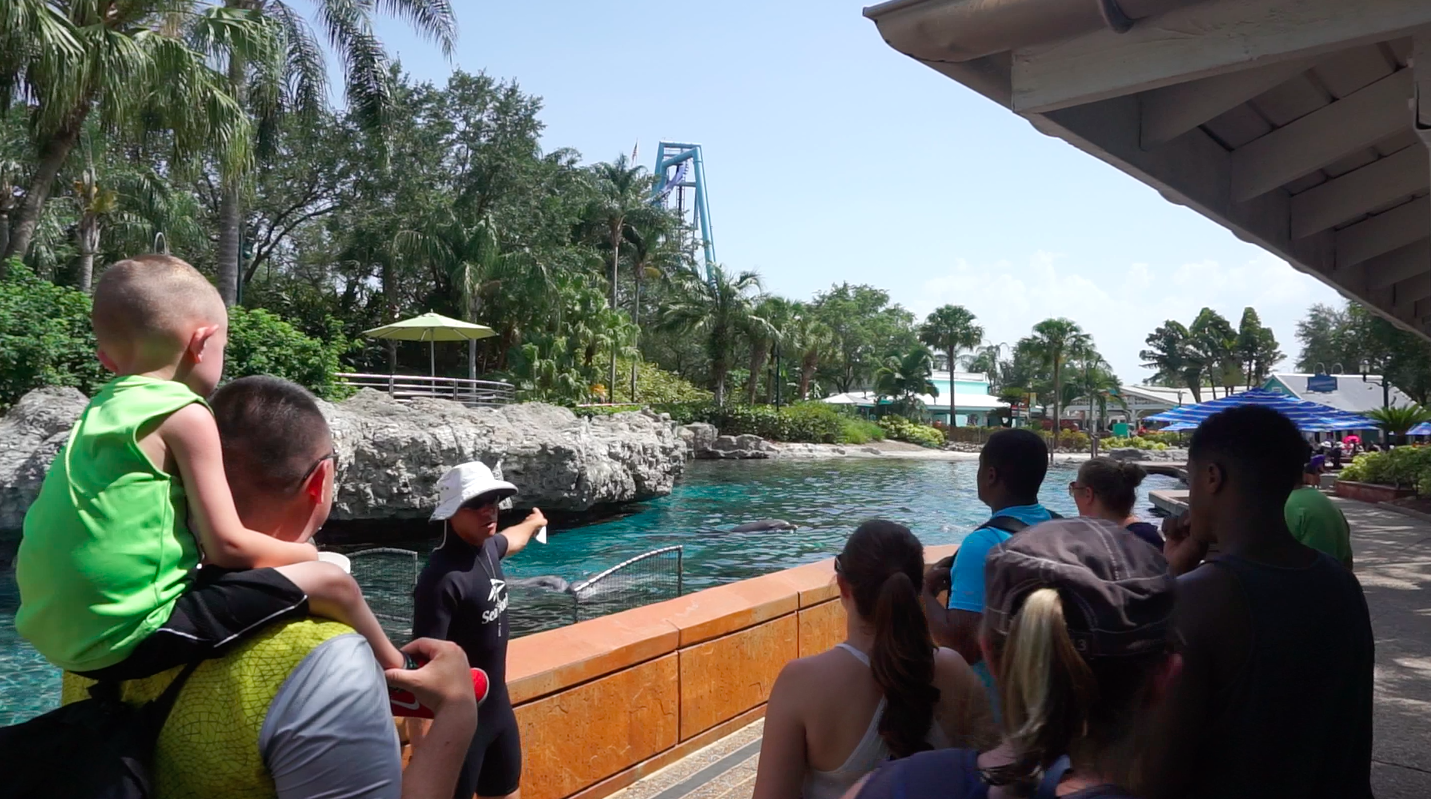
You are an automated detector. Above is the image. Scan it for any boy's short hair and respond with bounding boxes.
[92,254,225,351]
[1189,406,1304,499]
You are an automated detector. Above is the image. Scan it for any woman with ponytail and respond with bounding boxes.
[1070,458,1163,550]
[848,518,1179,799]
[753,520,996,799]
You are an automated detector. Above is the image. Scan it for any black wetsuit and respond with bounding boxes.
[413,532,521,798]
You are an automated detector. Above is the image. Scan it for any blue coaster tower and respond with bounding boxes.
[652,142,716,273]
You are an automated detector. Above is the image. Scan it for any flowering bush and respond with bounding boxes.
[879,416,946,448]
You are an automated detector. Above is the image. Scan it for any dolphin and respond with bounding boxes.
[729,519,799,533]
[508,575,573,593]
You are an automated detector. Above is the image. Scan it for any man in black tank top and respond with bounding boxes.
[1148,407,1373,799]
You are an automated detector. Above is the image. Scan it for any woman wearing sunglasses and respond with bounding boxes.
[752,520,996,799]
[1068,458,1163,550]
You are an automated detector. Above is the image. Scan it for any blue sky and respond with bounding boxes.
[370,0,1345,382]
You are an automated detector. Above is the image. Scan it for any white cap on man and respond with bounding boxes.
[430,462,518,521]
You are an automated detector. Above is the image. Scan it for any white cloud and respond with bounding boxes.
[914,251,1343,382]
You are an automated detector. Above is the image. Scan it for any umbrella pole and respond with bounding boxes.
[430,340,435,377]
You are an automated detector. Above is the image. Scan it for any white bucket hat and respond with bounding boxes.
[430,461,518,521]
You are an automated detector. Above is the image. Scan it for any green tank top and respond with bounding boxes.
[16,375,207,672]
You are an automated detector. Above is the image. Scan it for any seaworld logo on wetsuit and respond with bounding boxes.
[483,578,508,624]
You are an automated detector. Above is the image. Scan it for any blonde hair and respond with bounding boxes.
[984,588,1167,793]
[92,254,225,359]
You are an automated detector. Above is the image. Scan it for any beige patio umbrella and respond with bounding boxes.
[363,312,497,379]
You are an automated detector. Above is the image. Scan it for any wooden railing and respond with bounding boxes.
[334,372,516,408]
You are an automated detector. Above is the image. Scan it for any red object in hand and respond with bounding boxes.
[390,657,490,719]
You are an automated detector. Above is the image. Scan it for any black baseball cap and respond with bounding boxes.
[984,517,1175,659]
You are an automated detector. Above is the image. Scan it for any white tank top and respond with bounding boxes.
[800,643,950,799]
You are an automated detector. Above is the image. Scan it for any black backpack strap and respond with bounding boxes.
[144,661,203,727]
[983,516,1030,535]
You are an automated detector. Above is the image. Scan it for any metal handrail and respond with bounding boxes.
[335,372,515,408]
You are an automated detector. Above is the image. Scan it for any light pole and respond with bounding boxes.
[1360,360,1390,409]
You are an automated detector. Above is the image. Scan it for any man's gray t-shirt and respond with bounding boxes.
[259,634,404,798]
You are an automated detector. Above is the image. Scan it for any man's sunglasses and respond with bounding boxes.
[297,452,336,488]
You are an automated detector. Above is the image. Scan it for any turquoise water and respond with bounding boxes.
[0,458,1176,724]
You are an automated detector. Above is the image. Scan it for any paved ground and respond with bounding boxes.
[1342,498,1431,797]
[611,497,1431,799]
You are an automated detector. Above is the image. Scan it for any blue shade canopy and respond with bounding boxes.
[1145,389,1375,432]
[1409,422,1431,436]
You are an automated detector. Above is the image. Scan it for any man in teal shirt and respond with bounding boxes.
[923,429,1054,705]
[1285,486,1353,569]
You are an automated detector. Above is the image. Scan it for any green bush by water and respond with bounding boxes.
[0,258,353,409]
[652,401,886,445]
[879,416,945,448]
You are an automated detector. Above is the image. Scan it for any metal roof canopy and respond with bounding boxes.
[864,0,1431,337]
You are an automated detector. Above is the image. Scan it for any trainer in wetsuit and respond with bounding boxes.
[414,461,548,799]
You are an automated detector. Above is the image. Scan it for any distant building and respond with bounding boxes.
[821,370,1006,426]
[1261,373,1410,414]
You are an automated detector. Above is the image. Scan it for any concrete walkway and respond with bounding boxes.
[1342,498,1431,797]
[607,498,1431,799]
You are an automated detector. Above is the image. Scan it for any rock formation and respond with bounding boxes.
[0,388,687,531]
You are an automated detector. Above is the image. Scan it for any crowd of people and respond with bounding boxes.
[755,416,1373,799]
[4,254,1378,799]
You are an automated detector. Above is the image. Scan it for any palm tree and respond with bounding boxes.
[1367,404,1431,446]
[787,313,832,401]
[70,166,117,293]
[1141,320,1202,401]
[874,345,938,419]
[1,1,261,266]
[210,0,456,306]
[1023,318,1092,434]
[624,215,688,400]
[658,264,764,407]
[919,305,983,426]
[587,154,656,392]
[744,296,795,404]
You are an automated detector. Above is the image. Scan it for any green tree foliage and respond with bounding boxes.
[1295,302,1431,405]
[1020,318,1091,431]
[1189,308,1237,398]
[1,1,262,264]
[918,305,982,423]
[224,307,352,400]
[0,257,348,409]
[1366,405,1431,444]
[874,345,938,418]
[0,258,106,410]
[658,265,766,407]
[811,283,918,394]
[1236,307,1282,386]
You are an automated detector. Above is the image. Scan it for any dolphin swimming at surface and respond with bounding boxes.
[508,575,573,593]
[729,519,799,533]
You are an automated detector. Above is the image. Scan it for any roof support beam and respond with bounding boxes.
[1231,69,1413,201]
[1337,198,1431,269]
[1139,59,1316,147]
[1290,146,1429,237]
[1416,32,1431,142]
[1364,238,1431,290]
[1010,0,1431,113]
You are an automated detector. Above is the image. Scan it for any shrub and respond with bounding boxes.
[838,417,886,445]
[0,260,107,412]
[1341,447,1431,492]
[610,360,713,405]
[879,416,945,448]
[224,307,354,400]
